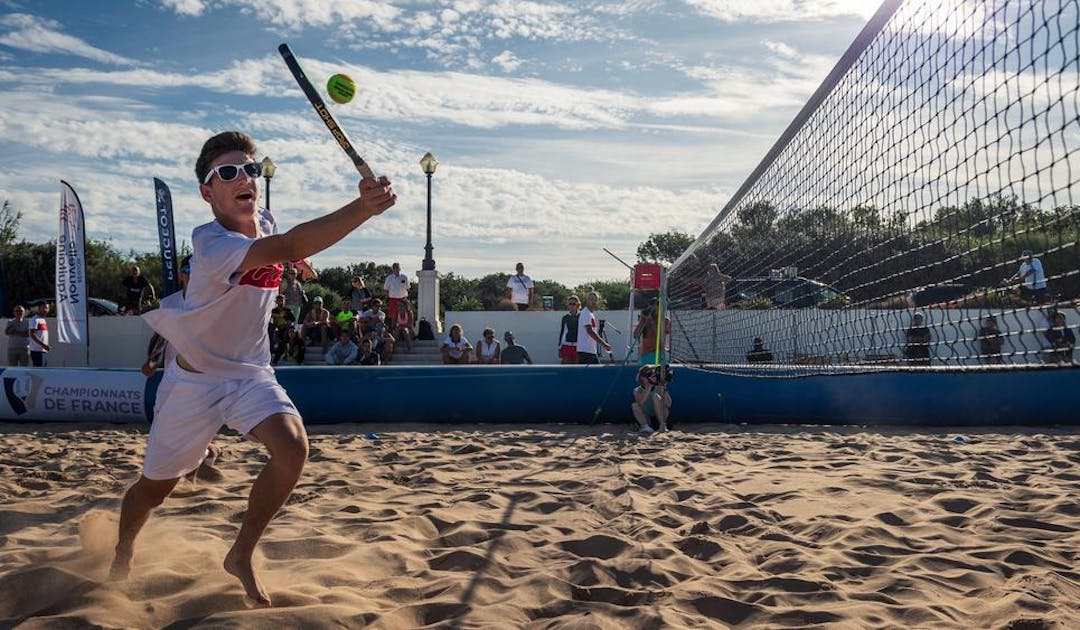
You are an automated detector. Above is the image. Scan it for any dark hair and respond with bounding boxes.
[195,131,257,184]
[180,254,192,269]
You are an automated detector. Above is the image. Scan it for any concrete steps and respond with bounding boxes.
[284,337,443,366]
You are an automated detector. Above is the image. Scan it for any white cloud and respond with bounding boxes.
[490,50,521,72]
[159,0,207,17]
[682,0,877,23]
[0,13,139,66]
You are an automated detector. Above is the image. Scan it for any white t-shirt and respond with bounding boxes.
[442,335,471,360]
[384,272,410,299]
[143,209,281,378]
[156,291,184,368]
[506,274,533,304]
[1019,258,1047,289]
[28,314,48,352]
[576,306,598,354]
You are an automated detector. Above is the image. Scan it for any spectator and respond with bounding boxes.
[393,300,414,352]
[121,265,156,315]
[282,326,307,365]
[633,301,670,365]
[279,265,307,324]
[1009,249,1048,304]
[501,331,533,365]
[703,263,733,310]
[268,294,295,365]
[356,337,381,365]
[5,305,30,366]
[302,295,331,351]
[28,302,49,367]
[349,276,373,312]
[475,327,501,364]
[360,298,387,336]
[1043,311,1075,365]
[325,331,359,366]
[370,325,396,363]
[746,337,773,363]
[144,255,192,375]
[506,262,534,311]
[631,365,672,435]
[904,312,932,366]
[441,324,472,364]
[332,298,358,340]
[558,295,580,364]
[383,262,410,322]
[576,291,611,364]
[977,315,1004,365]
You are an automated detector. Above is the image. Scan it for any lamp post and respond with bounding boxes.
[420,152,438,271]
[261,156,276,211]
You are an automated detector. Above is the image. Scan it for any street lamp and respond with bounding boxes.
[261,156,277,211]
[420,152,439,271]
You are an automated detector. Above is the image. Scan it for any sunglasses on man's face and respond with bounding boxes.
[203,161,262,184]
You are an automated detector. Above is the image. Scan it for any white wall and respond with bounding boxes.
[1,317,153,368]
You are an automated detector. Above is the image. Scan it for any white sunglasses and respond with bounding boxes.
[203,161,262,184]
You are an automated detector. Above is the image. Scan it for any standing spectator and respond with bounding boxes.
[500,331,533,365]
[904,312,932,366]
[703,263,733,310]
[441,324,472,364]
[475,327,501,364]
[746,337,773,363]
[279,265,307,324]
[393,300,414,352]
[325,331,359,366]
[5,305,30,366]
[557,295,580,364]
[1043,311,1075,365]
[302,295,331,351]
[576,291,611,364]
[505,262,534,311]
[1009,249,1048,304]
[121,265,156,315]
[383,262,410,322]
[633,301,670,365]
[268,294,295,365]
[977,315,1004,364]
[349,276,373,312]
[356,337,381,365]
[28,302,50,367]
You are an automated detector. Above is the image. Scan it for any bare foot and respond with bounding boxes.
[224,548,271,607]
[109,548,132,581]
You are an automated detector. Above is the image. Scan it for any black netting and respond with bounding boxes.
[667,0,1080,373]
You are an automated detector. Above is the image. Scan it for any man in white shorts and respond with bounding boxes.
[110,131,396,606]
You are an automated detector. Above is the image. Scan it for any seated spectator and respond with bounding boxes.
[350,276,373,312]
[977,315,1004,364]
[369,326,396,363]
[393,300,415,352]
[631,365,672,434]
[303,296,331,351]
[746,337,773,363]
[475,327,501,364]
[904,312,932,366]
[360,299,387,336]
[269,294,295,365]
[282,326,307,365]
[333,298,359,340]
[1043,311,1076,365]
[325,331,359,366]
[500,331,533,365]
[441,324,472,364]
[356,337,381,365]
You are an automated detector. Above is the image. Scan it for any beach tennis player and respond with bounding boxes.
[111,131,396,606]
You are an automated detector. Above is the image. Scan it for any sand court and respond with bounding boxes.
[1,422,1078,629]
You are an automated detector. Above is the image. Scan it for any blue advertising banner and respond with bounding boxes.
[153,178,179,296]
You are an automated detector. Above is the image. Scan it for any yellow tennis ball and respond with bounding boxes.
[326,73,356,104]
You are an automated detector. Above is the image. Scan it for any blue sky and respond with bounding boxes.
[0,0,878,285]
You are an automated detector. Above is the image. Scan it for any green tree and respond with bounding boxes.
[636,230,694,265]
[0,200,22,250]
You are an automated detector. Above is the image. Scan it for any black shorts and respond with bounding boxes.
[577,352,599,364]
[515,303,529,311]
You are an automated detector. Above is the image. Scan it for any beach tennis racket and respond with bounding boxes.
[278,43,377,180]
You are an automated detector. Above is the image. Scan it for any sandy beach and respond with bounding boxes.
[1,422,1078,629]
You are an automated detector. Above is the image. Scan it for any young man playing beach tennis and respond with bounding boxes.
[111,131,396,606]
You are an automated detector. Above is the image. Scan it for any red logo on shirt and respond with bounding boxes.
[239,263,283,289]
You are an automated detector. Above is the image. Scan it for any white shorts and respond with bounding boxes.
[143,361,299,480]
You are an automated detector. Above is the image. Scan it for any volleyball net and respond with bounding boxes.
[665,0,1080,373]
